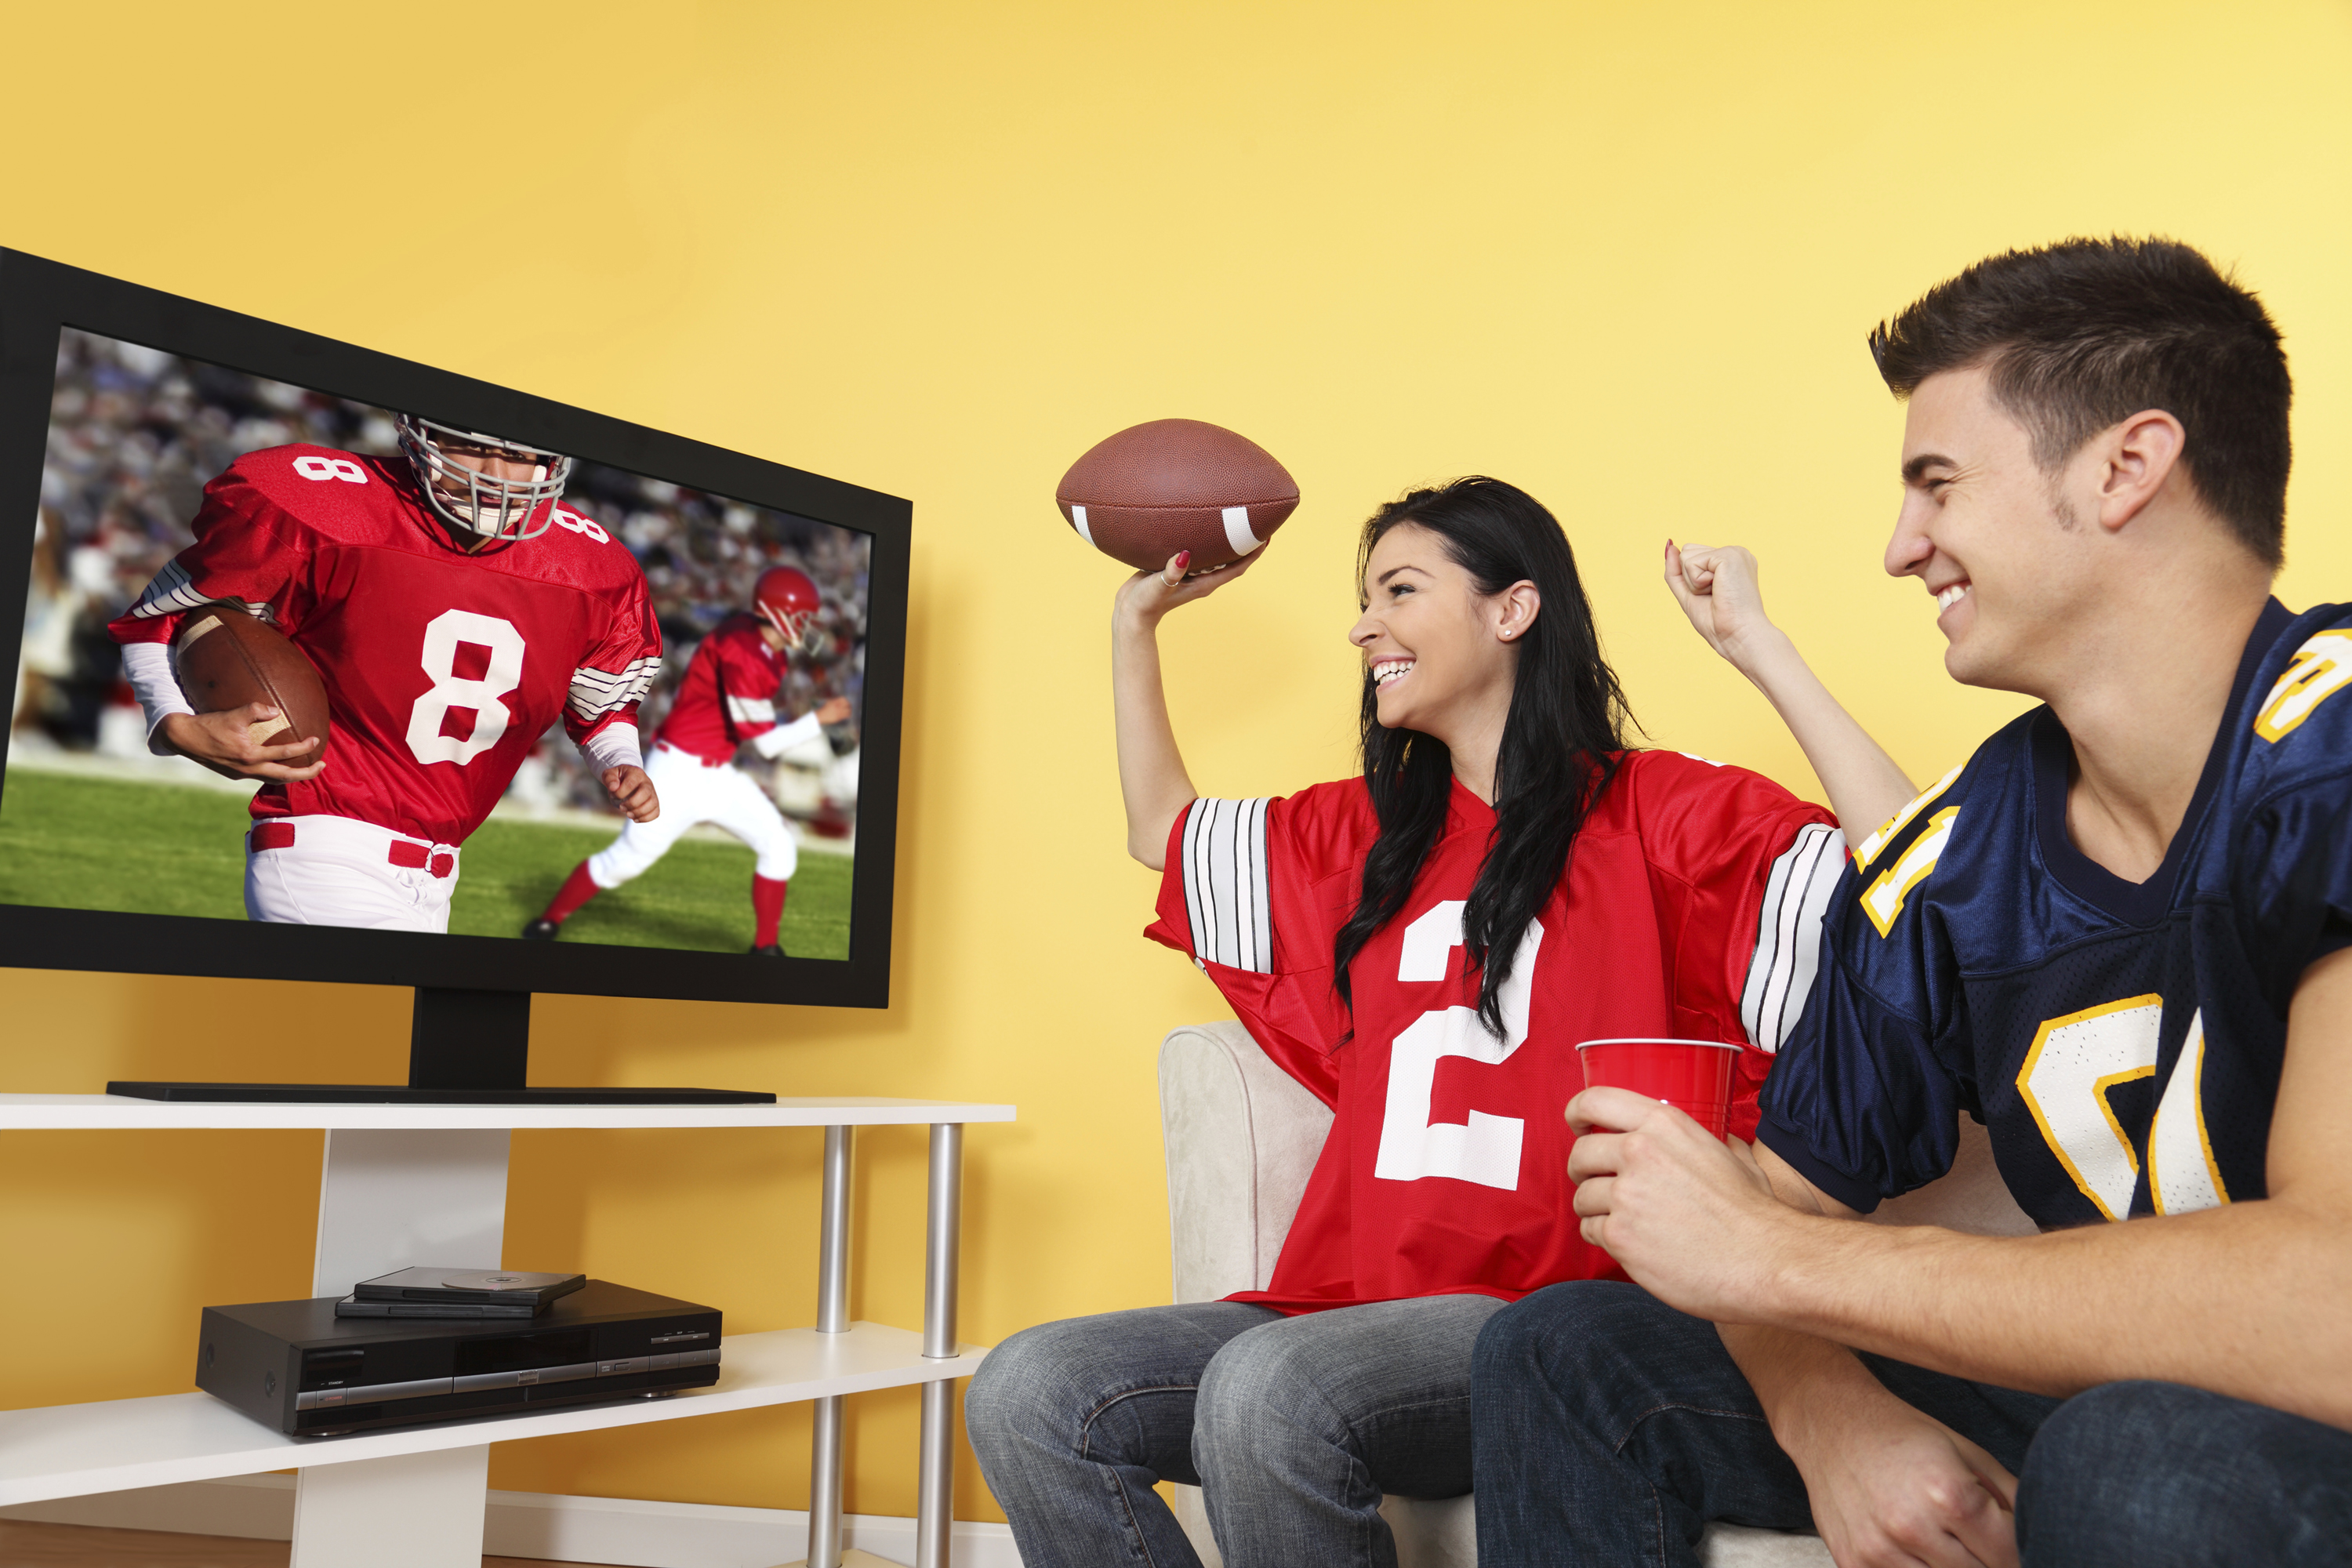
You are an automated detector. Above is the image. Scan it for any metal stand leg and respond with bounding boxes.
[916,1123,963,1568]
[806,1124,854,1568]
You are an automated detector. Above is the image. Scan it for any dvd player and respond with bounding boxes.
[198,1280,721,1436]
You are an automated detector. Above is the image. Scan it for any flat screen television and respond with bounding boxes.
[0,249,908,1103]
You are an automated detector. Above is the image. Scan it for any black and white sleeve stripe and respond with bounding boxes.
[1181,797,1272,974]
[126,560,274,623]
[568,658,659,723]
[1738,822,1844,1053]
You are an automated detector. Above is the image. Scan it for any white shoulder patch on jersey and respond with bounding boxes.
[1740,822,1844,1053]
[1182,797,1272,974]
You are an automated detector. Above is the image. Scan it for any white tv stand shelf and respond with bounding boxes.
[0,1093,1015,1568]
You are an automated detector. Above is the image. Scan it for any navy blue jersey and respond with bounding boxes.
[1759,599,2352,1226]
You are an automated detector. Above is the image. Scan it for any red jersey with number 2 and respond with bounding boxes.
[1147,751,1842,1313]
[107,445,661,846]
[656,612,789,764]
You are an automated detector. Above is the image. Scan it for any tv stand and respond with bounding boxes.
[107,986,778,1106]
[0,1091,1014,1568]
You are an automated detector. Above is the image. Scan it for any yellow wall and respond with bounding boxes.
[5,0,2350,1526]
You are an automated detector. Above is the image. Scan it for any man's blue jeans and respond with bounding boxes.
[1472,1281,2352,1567]
[965,1294,1503,1568]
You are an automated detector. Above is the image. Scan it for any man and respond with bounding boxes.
[1473,237,2352,1567]
[521,564,850,955]
[110,416,662,932]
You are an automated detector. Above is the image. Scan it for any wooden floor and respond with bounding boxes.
[0,1518,629,1566]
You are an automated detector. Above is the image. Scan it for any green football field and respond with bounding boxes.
[0,768,852,957]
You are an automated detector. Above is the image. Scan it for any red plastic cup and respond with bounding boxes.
[1576,1038,1740,1139]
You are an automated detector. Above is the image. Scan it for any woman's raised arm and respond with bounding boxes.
[1665,541,1916,848]
[1112,550,1258,869]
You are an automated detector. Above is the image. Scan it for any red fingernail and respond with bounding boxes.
[1175,550,1191,568]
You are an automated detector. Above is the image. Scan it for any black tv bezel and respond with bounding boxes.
[0,247,906,1011]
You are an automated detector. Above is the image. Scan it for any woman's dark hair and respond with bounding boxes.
[1331,477,1633,1038]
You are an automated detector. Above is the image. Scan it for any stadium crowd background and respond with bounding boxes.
[16,328,868,828]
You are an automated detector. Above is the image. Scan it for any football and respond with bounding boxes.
[172,603,332,768]
[1055,419,1300,574]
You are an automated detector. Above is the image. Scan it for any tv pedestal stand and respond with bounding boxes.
[0,1091,1014,1568]
[107,986,779,1105]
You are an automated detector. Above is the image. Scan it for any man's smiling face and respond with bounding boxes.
[1884,363,2097,695]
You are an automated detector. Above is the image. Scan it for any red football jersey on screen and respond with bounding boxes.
[108,445,660,846]
[656,613,788,764]
[1147,750,1842,1314]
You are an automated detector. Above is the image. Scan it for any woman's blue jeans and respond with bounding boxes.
[965,1294,1503,1568]
[1471,1280,2352,1567]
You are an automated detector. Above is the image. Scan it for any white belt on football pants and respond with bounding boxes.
[244,815,463,933]
[588,742,797,887]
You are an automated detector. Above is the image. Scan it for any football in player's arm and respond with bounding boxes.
[108,419,662,934]
[1472,239,2352,1568]
[523,566,851,956]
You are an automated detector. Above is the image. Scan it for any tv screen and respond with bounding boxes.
[0,250,907,1089]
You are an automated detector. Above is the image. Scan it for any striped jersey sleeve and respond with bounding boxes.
[567,657,659,727]
[1180,797,1273,973]
[1737,820,1845,1052]
[561,567,663,743]
[725,692,779,729]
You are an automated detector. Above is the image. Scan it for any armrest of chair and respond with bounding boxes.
[1160,1020,1336,1303]
[1864,1115,2038,1236]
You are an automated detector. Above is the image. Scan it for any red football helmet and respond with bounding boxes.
[753,567,822,651]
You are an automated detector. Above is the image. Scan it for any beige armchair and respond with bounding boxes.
[1158,1020,2038,1568]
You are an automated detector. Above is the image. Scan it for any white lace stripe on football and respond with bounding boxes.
[1221,505,1264,556]
[1069,505,1093,545]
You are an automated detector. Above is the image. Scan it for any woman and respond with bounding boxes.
[966,479,1859,1568]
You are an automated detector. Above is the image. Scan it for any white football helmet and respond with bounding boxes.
[396,414,572,543]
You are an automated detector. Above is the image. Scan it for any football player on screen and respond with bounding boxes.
[108,419,662,934]
[520,566,850,956]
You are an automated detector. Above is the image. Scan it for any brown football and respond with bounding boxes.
[1055,419,1300,573]
[172,603,332,768]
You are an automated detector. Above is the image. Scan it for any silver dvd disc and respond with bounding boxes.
[437,1271,555,1292]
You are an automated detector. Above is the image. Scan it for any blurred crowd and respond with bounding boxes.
[18,328,868,829]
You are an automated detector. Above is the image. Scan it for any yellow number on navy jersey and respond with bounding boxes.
[1854,763,1964,872]
[2255,629,2352,742]
[1860,807,1957,938]
[2018,996,2229,1221]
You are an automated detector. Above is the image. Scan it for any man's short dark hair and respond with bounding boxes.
[1870,237,2291,568]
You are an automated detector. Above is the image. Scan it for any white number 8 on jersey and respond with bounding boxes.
[292,455,369,484]
[405,610,526,766]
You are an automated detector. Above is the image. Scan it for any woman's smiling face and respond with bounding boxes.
[1349,521,1527,739]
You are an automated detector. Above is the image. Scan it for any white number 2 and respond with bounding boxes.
[405,610,526,766]
[1374,902,1542,1191]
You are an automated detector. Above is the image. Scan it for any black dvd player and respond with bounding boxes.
[198,1280,721,1436]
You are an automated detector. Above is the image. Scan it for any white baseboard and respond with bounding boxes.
[0,1474,1022,1568]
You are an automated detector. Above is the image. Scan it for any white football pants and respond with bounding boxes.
[244,815,462,933]
[587,742,799,888]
